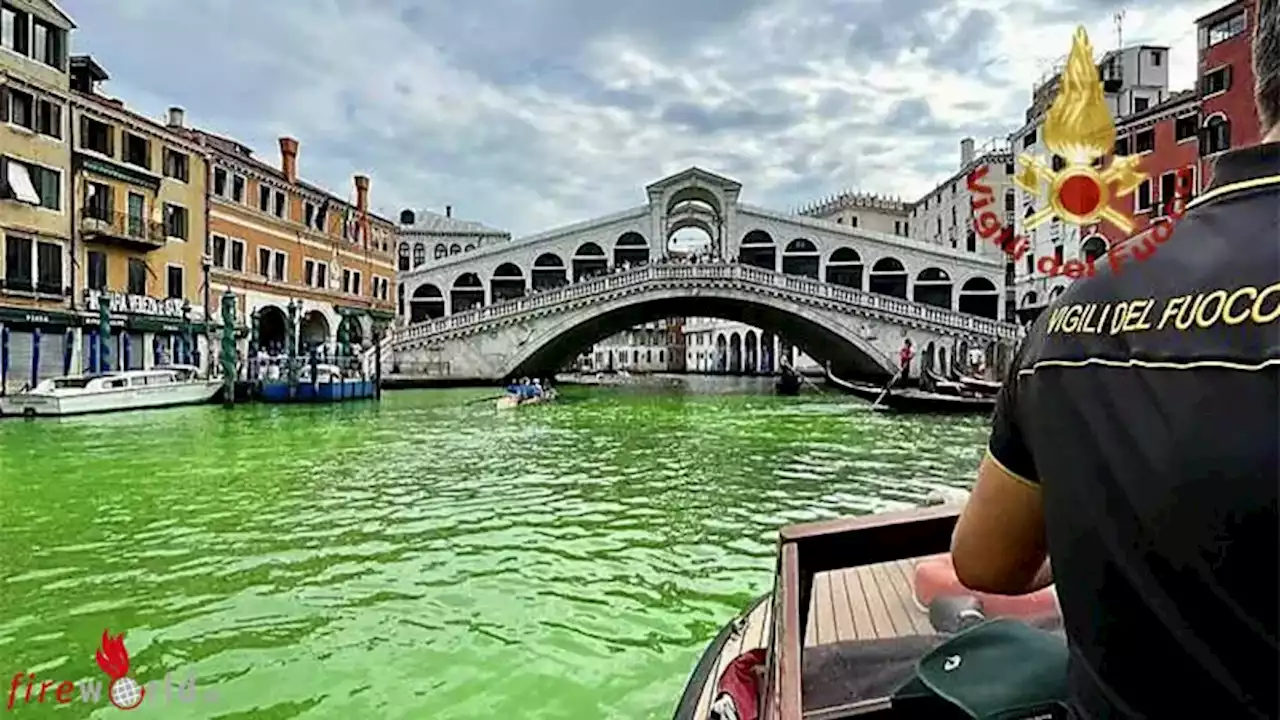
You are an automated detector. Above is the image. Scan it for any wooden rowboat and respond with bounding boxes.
[673,504,1061,720]
[825,370,995,416]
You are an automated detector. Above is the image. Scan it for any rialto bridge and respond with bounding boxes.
[379,168,1019,381]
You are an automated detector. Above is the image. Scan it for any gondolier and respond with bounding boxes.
[952,12,1280,719]
[897,338,914,382]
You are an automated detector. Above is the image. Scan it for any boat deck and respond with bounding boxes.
[689,558,930,719]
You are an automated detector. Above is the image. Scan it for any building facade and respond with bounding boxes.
[68,56,211,373]
[799,191,911,237]
[195,132,397,358]
[0,0,74,391]
[396,206,510,274]
[1197,0,1261,184]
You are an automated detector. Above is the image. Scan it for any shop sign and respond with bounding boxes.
[84,290,185,318]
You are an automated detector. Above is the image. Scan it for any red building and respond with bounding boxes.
[1083,91,1203,255]
[1197,0,1261,184]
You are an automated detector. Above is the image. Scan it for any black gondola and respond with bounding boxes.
[956,374,1001,395]
[826,368,996,415]
[776,365,801,396]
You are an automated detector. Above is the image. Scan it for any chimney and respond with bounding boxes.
[960,137,975,168]
[278,137,299,183]
[445,205,452,218]
[354,175,369,213]
[166,106,185,129]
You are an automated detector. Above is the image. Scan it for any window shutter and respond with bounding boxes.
[0,86,9,124]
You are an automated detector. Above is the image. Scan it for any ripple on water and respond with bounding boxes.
[0,385,986,719]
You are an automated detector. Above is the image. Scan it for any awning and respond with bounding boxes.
[6,161,41,205]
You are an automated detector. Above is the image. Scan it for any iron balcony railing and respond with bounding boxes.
[79,209,166,249]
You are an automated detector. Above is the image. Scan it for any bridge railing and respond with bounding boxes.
[369,263,1018,370]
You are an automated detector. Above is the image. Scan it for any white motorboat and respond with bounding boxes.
[0,365,222,418]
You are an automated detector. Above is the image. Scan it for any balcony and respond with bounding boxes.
[0,278,69,297]
[79,210,165,251]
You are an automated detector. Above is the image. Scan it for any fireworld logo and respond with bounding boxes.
[6,630,217,711]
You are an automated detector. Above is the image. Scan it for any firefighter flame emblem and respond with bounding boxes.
[95,630,145,710]
[1016,26,1147,233]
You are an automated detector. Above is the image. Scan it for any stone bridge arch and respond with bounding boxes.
[496,286,896,380]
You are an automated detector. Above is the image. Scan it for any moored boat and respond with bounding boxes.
[259,363,377,403]
[0,365,221,418]
[956,374,1001,396]
[673,504,1065,720]
[825,369,996,415]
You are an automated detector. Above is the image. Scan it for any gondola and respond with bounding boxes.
[956,374,1001,396]
[672,503,1065,720]
[776,368,801,396]
[825,369,996,415]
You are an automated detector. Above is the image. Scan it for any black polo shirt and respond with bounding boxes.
[989,142,1280,719]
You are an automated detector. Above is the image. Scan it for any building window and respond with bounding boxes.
[84,181,111,220]
[2,234,32,290]
[1,4,30,56]
[163,203,188,240]
[1051,155,1066,171]
[315,262,327,289]
[5,86,33,129]
[122,132,150,170]
[166,265,183,299]
[1202,66,1232,96]
[1150,50,1162,67]
[1159,172,1179,212]
[398,243,410,271]
[80,116,113,155]
[1135,179,1153,212]
[30,17,64,70]
[1134,129,1154,153]
[850,216,858,228]
[87,250,107,290]
[11,95,62,139]
[213,167,228,197]
[31,240,58,293]
[1115,135,1130,156]
[272,250,286,282]
[257,247,271,278]
[966,230,976,253]
[1133,97,1149,113]
[304,202,316,228]
[230,239,245,272]
[211,234,227,268]
[1022,129,1037,148]
[304,259,316,287]
[1202,11,1246,48]
[273,190,285,218]
[127,258,147,295]
[412,244,425,267]
[162,148,188,182]
[5,158,60,210]
[1202,116,1231,155]
[304,259,329,288]
[342,269,362,294]
[258,184,271,213]
[1174,114,1199,142]
[231,174,245,203]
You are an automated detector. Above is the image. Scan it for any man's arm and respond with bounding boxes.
[951,346,1053,596]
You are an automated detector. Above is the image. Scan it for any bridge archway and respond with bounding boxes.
[256,305,287,353]
[826,247,863,289]
[573,242,608,282]
[782,239,820,279]
[411,284,445,322]
[494,288,897,381]
[451,273,485,313]
[738,230,775,270]
[665,186,723,218]
[532,253,568,290]
[729,332,743,374]
[743,330,758,375]
[913,268,953,309]
[413,243,426,268]
[869,258,908,298]
[614,232,650,267]
[491,262,526,302]
[958,277,999,319]
[760,332,775,373]
[1081,235,1107,262]
[299,310,330,351]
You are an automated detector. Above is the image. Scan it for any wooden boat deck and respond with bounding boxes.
[689,558,930,719]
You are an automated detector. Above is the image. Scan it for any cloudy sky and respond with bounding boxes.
[63,0,1220,237]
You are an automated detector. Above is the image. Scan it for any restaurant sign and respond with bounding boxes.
[84,290,186,318]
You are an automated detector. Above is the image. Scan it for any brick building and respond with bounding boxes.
[1197,0,1262,184]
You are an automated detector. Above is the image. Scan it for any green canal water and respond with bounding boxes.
[0,378,987,719]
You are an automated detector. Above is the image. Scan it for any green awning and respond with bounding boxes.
[0,305,82,327]
[78,156,162,191]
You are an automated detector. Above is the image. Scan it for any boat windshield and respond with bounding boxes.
[50,377,100,389]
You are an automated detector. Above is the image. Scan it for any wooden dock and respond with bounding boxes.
[689,558,930,719]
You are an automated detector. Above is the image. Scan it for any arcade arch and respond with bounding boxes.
[491,263,526,302]
[868,258,908,298]
[299,310,330,350]
[413,243,426,268]
[451,273,484,314]
[738,230,775,270]
[913,268,953,309]
[572,242,607,282]
[782,239,820,279]
[826,247,863,289]
[958,277,999,319]
[614,232,649,267]
[532,253,568,291]
[256,305,288,352]
[398,243,410,271]
[1081,235,1107,262]
[411,284,445,322]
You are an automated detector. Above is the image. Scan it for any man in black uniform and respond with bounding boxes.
[951,3,1280,718]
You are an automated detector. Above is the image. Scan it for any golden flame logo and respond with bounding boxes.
[1015,27,1146,233]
